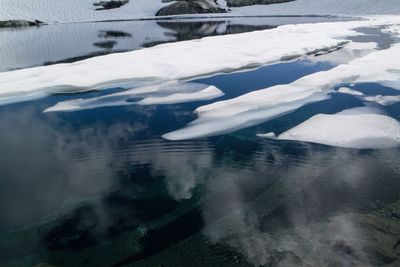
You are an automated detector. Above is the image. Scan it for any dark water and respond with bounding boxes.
[1,18,400,267]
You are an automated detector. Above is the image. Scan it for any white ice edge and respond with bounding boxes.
[162,30,400,141]
[337,87,364,96]
[259,107,400,149]
[1,17,396,102]
[44,83,224,112]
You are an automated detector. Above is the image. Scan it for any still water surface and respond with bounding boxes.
[0,17,400,267]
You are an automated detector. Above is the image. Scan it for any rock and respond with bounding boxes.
[156,0,227,16]
[226,0,295,7]
[0,20,43,28]
[93,0,129,10]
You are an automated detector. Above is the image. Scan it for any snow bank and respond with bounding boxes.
[0,0,166,23]
[260,107,400,149]
[44,82,223,112]
[0,19,392,103]
[1,0,400,23]
[337,86,400,106]
[163,39,400,140]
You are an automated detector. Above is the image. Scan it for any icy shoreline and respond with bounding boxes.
[1,0,400,24]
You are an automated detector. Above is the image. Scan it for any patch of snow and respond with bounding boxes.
[138,85,223,105]
[307,41,377,65]
[337,87,364,96]
[44,82,223,112]
[263,107,400,149]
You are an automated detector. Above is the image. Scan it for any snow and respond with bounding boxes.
[1,0,400,23]
[259,107,400,149]
[138,85,223,105]
[44,82,223,112]
[0,0,167,23]
[337,87,364,96]
[163,39,400,140]
[1,18,396,103]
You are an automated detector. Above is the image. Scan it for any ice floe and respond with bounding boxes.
[364,95,400,106]
[337,87,364,96]
[1,18,397,103]
[337,86,400,106]
[163,40,400,140]
[259,107,400,149]
[44,82,223,112]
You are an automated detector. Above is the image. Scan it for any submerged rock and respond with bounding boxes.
[156,0,227,16]
[226,0,295,7]
[93,0,129,10]
[0,20,43,28]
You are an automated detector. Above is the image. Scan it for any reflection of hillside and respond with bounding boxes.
[158,20,275,41]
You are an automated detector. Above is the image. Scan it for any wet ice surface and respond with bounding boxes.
[1,17,400,267]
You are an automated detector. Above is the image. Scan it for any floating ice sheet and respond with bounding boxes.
[259,107,400,149]
[44,82,223,112]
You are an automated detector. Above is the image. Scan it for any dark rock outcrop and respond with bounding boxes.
[93,0,129,10]
[156,0,227,16]
[226,0,295,7]
[0,20,43,28]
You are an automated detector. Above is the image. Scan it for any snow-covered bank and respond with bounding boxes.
[1,0,400,23]
[259,107,400,149]
[0,18,395,102]
[0,0,166,23]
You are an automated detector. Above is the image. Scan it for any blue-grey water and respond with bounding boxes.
[0,17,400,267]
